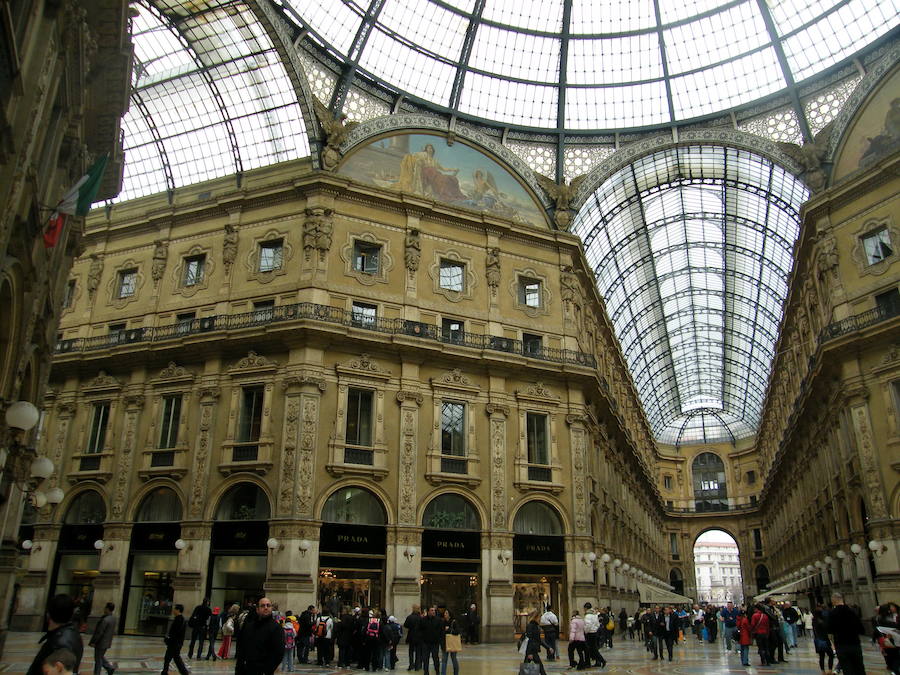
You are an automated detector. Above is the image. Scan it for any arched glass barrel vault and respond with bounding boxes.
[572,145,809,445]
[512,501,566,635]
[207,482,272,610]
[123,487,183,635]
[318,486,388,610]
[420,493,482,618]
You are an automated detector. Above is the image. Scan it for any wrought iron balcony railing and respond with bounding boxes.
[820,301,900,342]
[55,301,597,368]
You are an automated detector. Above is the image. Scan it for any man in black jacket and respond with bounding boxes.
[403,604,422,670]
[420,606,443,675]
[234,597,284,675]
[26,594,83,675]
[654,607,678,662]
[826,592,867,675]
[187,598,212,659]
[161,604,189,675]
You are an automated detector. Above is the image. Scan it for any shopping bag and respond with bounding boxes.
[445,634,462,652]
[518,637,530,655]
[701,627,709,641]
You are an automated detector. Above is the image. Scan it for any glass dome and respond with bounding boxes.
[287,0,896,130]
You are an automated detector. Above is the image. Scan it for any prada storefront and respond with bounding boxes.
[51,491,106,621]
[512,501,566,635]
[318,487,387,610]
[420,494,481,617]
[207,483,270,610]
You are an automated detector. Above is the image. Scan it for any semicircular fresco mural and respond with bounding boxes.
[339,132,548,229]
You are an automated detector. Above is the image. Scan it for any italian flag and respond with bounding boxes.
[43,155,108,248]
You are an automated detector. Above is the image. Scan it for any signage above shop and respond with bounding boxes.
[59,524,105,551]
[320,523,386,556]
[422,529,480,560]
[513,534,565,563]
[131,522,180,551]
[211,520,269,550]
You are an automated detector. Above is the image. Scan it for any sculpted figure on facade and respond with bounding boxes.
[222,223,239,271]
[485,247,501,293]
[151,240,167,285]
[404,228,421,272]
[312,98,359,171]
[303,207,335,261]
[536,173,588,230]
[86,254,103,299]
[776,121,834,193]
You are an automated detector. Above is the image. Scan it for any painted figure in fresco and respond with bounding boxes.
[860,97,900,168]
[398,144,466,201]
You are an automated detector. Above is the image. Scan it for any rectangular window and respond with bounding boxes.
[182,255,205,286]
[63,280,76,309]
[351,301,377,328]
[346,388,374,446]
[253,299,274,322]
[258,240,284,272]
[353,241,381,274]
[526,412,548,464]
[441,318,464,344]
[875,288,900,313]
[158,395,182,448]
[753,528,763,554]
[669,533,679,556]
[522,333,543,356]
[441,401,465,456]
[862,228,893,265]
[663,475,672,490]
[118,269,137,298]
[518,277,542,308]
[176,311,195,334]
[439,260,465,291]
[86,402,110,454]
[746,470,756,484]
[238,386,264,443]
[108,323,126,344]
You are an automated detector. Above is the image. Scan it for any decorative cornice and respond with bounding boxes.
[282,374,327,392]
[155,361,195,381]
[228,350,279,373]
[335,353,391,378]
[485,403,510,417]
[198,386,220,402]
[396,390,423,406]
[515,382,560,402]
[84,370,122,391]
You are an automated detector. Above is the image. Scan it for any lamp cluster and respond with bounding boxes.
[579,551,672,590]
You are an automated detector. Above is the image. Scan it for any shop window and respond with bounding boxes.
[321,487,386,525]
[346,388,374,448]
[351,301,377,328]
[422,494,480,530]
[158,395,182,449]
[86,403,110,454]
[353,241,381,275]
[182,254,205,287]
[136,487,183,522]
[439,259,465,292]
[63,280,76,309]
[862,227,893,265]
[238,386,264,443]
[117,269,137,298]
[64,490,107,524]
[441,318,464,344]
[518,277,542,308]
[258,239,284,272]
[526,412,549,465]
[513,501,562,535]
[215,483,271,521]
[522,333,543,356]
[441,401,466,457]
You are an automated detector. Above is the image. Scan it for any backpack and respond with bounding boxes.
[222,616,235,636]
[366,618,380,638]
[284,624,296,649]
[315,617,329,638]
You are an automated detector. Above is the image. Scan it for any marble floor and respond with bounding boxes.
[1,632,891,675]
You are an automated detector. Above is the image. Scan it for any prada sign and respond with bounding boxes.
[513,534,565,562]
[59,524,104,551]
[211,521,269,550]
[131,523,180,551]
[422,530,480,560]
[320,523,386,556]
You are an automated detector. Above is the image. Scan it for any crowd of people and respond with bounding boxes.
[24,591,900,675]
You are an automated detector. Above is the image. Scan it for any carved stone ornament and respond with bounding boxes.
[229,351,278,372]
[775,121,834,193]
[516,382,560,402]
[156,362,194,381]
[485,403,510,417]
[535,173,589,230]
[86,254,104,299]
[222,223,239,271]
[282,373,327,392]
[85,370,122,391]
[434,369,473,387]
[312,97,359,171]
[151,240,168,285]
[405,228,421,272]
[485,247,501,294]
[396,390,424,406]
[303,207,335,261]
[336,353,391,377]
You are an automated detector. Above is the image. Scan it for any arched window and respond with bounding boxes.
[513,501,562,536]
[422,494,480,530]
[64,491,106,524]
[692,452,728,511]
[670,568,684,596]
[755,564,770,592]
[136,487,182,522]
[214,483,270,521]
[321,487,386,525]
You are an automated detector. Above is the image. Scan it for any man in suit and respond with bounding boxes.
[655,607,678,662]
[161,604,190,675]
[646,606,663,660]
[89,602,117,675]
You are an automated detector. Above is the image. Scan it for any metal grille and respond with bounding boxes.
[232,444,259,462]
[527,466,552,482]
[151,451,175,467]
[440,457,467,474]
[344,447,374,465]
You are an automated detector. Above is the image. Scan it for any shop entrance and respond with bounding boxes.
[512,576,564,635]
[318,570,383,611]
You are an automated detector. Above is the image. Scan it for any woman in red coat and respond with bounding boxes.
[736,610,753,666]
[749,605,771,666]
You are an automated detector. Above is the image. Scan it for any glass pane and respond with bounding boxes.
[441,401,465,456]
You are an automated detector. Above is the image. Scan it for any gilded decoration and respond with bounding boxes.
[339,131,547,229]
[428,248,476,303]
[340,230,393,286]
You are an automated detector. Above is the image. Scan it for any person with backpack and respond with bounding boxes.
[281,616,296,672]
[386,616,402,669]
[218,604,239,659]
[315,609,335,666]
[296,605,317,664]
[362,610,383,672]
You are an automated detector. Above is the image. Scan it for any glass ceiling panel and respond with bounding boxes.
[285,0,895,130]
[115,0,310,202]
[572,145,809,444]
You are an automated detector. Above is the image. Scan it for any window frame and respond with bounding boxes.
[258,239,284,273]
[526,411,549,465]
[518,276,542,308]
[440,400,466,457]
[439,259,466,292]
[351,300,378,328]
[86,402,110,454]
[182,254,206,287]
[522,332,543,356]
[117,269,138,298]
[238,385,265,443]
[345,387,375,447]
[352,240,381,275]
[862,227,893,266]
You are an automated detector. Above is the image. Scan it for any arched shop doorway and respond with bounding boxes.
[693,529,744,604]
[51,490,106,621]
[669,568,685,597]
[319,486,387,610]
[512,501,566,636]
[122,487,182,635]
[207,483,270,610]
[420,493,481,618]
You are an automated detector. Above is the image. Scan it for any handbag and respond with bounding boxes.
[445,634,462,652]
[518,637,530,655]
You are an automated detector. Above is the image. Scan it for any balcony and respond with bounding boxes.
[344,446,374,465]
[424,452,480,487]
[69,453,113,484]
[821,301,900,342]
[139,447,189,481]
[218,441,272,476]
[663,498,760,515]
[55,301,596,369]
[513,462,563,494]
[527,465,552,482]
[327,443,388,481]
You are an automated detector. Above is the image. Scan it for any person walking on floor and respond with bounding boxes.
[186,598,211,659]
[439,609,461,675]
[521,612,554,675]
[567,611,587,670]
[539,605,560,661]
[826,592,867,675]
[583,603,605,668]
[720,601,739,652]
[736,608,752,667]
[218,604,239,659]
[234,596,284,675]
[655,607,677,662]
[750,603,771,667]
[813,607,836,675]
[26,594,84,675]
[89,602,117,675]
[204,606,221,660]
[403,604,422,670]
[161,604,189,675]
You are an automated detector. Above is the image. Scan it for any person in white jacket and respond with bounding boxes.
[582,604,606,668]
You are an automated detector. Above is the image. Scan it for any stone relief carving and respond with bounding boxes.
[189,391,217,517]
[337,353,390,376]
[297,395,319,515]
[536,173,588,230]
[111,403,142,519]
[157,362,193,380]
[151,240,168,286]
[404,228,421,273]
[485,247,501,296]
[85,371,122,390]
[850,403,888,518]
[775,121,834,192]
[571,427,588,532]
[278,395,300,516]
[230,351,278,371]
[312,97,359,171]
[303,207,335,261]
[398,399,420,525]
[222,223,239,272]
[86,254,104,299]
[490,417,507,529]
